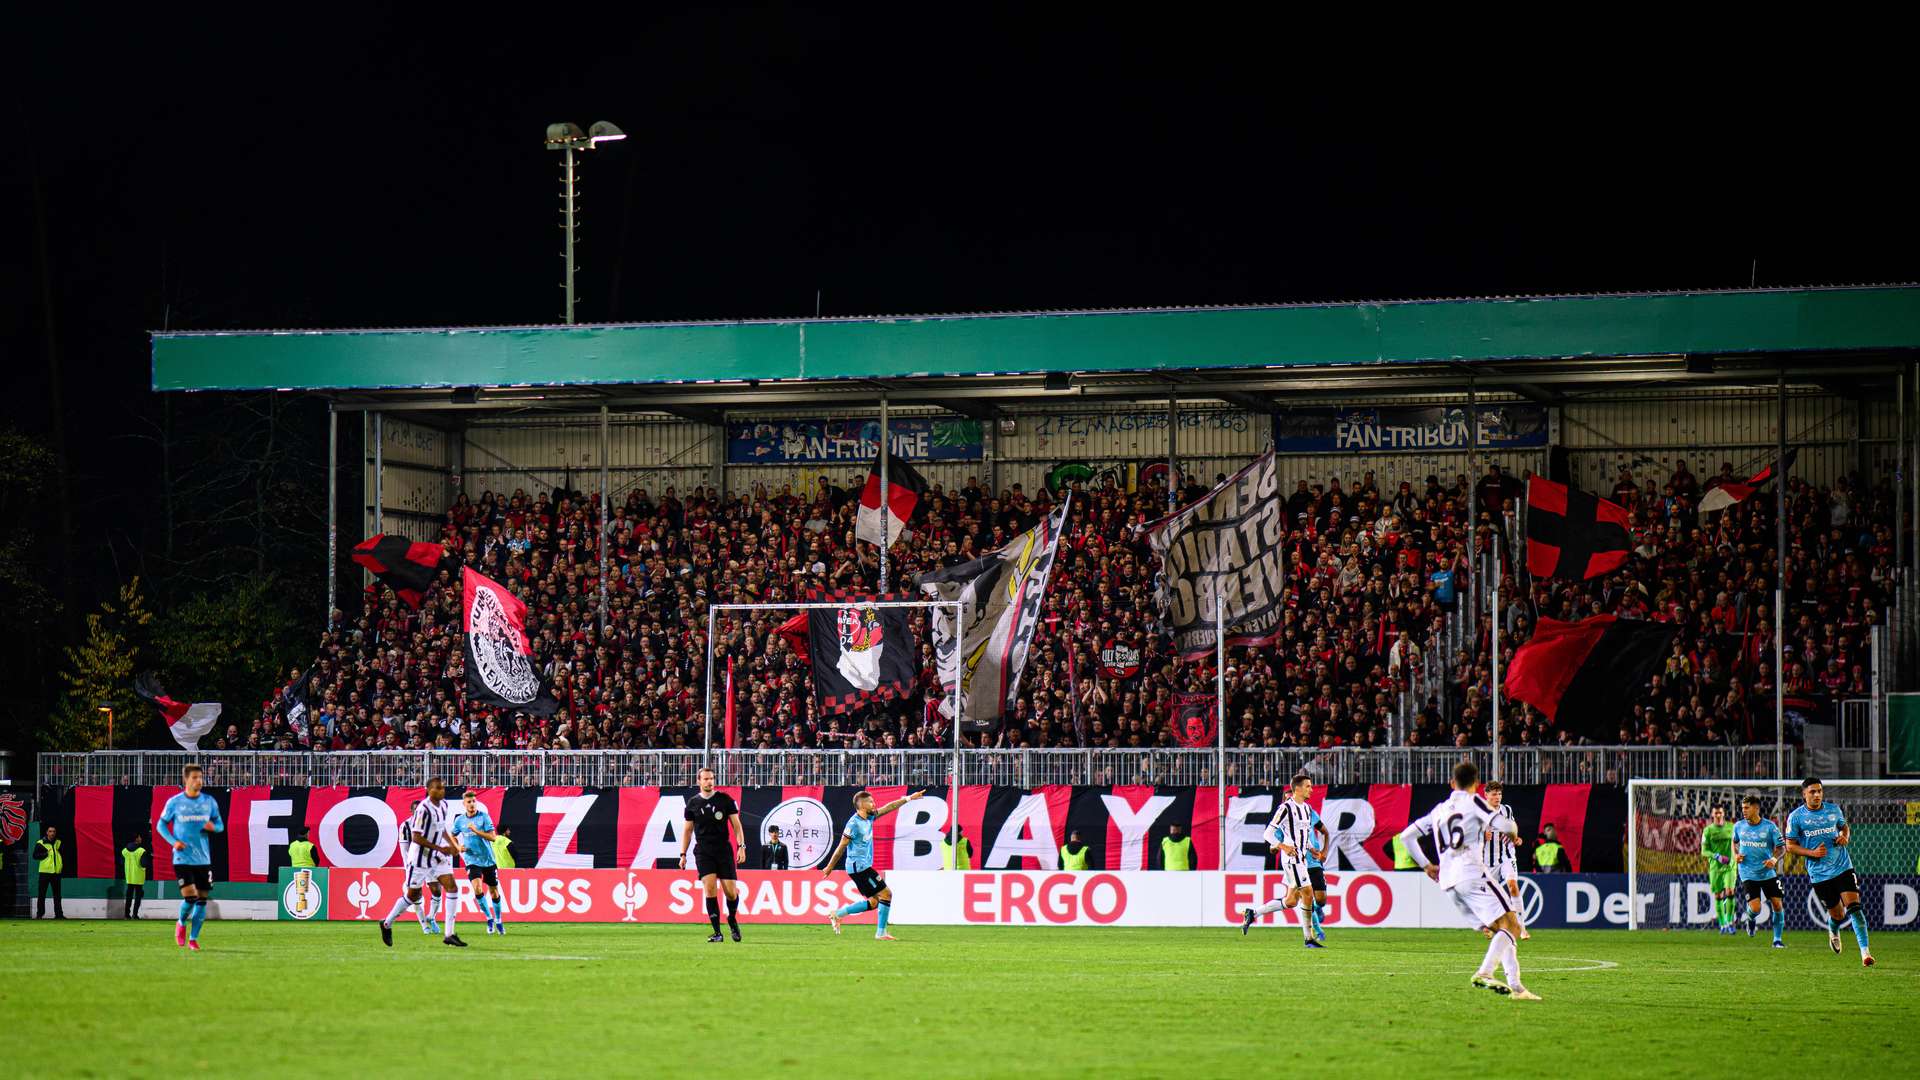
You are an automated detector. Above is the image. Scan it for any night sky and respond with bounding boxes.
[3,12,1914,555]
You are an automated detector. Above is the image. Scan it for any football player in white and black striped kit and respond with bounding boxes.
[379,778,468,948]
[1482,781,1528,940]
[1240,773,1324,948]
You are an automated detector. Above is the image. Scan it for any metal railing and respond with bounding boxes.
[35,744,1856,789]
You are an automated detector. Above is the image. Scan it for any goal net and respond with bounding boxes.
[1628,779,1920,932]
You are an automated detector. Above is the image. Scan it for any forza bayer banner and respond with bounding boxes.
[1145,449,1287,660]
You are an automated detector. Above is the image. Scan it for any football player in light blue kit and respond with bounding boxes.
[1732,794,1786,947]
[1785,777,1872,966]
[822,789,924,940]
[156,763,225,951]
[452,790,505,935]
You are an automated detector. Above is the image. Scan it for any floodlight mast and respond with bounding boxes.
[544,121,625,325]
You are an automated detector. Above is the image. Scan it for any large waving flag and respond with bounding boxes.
[1698,449,1797,514]
[855,453,927,548]
[352,534,444,609]
[917,496,1069,730]
[133,672,223,750]
[461,568,560,716]
[1503,615,1677,739]
[1524,476,1631,580]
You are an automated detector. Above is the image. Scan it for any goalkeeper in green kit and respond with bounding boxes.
[1702,805,1738,934]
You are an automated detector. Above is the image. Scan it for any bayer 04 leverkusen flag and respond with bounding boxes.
[804,589,918,715]
[132,672,223,750]
[1698,448,1797,515]
[352,534,444,608]
[1502,615,1677,740]
[1524,476,1631,580]
[855,453,927,548]
[461,567,560,717]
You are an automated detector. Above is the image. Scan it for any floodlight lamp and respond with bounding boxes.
[545,122,586,149]
[588,120,627,145]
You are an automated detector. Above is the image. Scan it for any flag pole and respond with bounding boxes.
[1215,588,1227,870]
[1490,538,1501,783]
[702,603,715,768]
[879,397,890,592]
[950,598,964,864]
[1774,370,1786,779]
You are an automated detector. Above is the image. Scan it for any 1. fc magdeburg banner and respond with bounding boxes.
[462,567,559,716]
[1146,449,1287,659]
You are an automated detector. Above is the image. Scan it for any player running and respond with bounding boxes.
[1397,761,1537,1000]
[1786,777,1873,966]
[379,778,467,948]
[1701,805,1738,934]
[156,763,224,951]
[1242,773,1323,948]
[1483,782,1528,940]
[1732,794,1786,947]
[823,789,925,940]
[678,767,747,942]
[452,789,506,935]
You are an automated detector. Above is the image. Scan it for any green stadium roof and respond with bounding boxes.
[151,286,1920,399]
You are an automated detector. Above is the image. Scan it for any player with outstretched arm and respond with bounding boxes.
[1785,777,1873,966]
[822,789,924,940]
[1397,761,1538,1000]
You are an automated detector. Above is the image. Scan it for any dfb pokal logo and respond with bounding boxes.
[347,871,383,919]
[766,797,836,869]
[283,869,322,920]
[1514,876,1544,927]
[613,874,648,922]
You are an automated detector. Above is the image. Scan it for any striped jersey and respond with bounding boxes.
[410,798,452,867]
[1264,798,1317,860]
[1408,789,1512,890]
[1483,804,1517,871]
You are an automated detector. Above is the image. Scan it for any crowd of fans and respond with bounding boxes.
[217,453,1896,756]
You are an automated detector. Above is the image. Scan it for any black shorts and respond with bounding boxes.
[694,848,738,881]
[848,867,886,898]
[176,865,213,894]
[1741,877,1784,903]
[1813,870,1861,911]
[1308,867,1327,893]
[467,865,499,887]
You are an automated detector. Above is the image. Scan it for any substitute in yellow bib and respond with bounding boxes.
[1061,830,1091,870]
[122,835,149,920]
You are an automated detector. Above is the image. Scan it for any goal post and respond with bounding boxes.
[1627,778,1920,932]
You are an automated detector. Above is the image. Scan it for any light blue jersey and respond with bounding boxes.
[1786,802,1852,883]
[1304,808,1326,869]
[1732,818,1784,881]
[843,813,875,873]
[452,810,496,867]
[158,791,224,866]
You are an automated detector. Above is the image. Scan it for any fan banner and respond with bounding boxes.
[34,782,1629,884]
[461,567,560,716]
[1145,450,1288,660]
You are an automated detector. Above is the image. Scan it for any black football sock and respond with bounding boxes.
[706,896,721,934]
[725,895,740,930]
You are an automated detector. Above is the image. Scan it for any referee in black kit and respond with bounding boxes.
[678,766,748,942]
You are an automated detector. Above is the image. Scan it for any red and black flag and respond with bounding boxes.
[1525,476,1631,580]
[352,534,444,609]
[461,567,560,717]
[1503,615,1677,739]
[133,672,222,750]
[802,589,918,715]
[1698,449,1798,514]
[855,453,927,548]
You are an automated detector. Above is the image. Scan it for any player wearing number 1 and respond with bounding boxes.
[1701,806,1738,934]
[1397,761,1537,1000]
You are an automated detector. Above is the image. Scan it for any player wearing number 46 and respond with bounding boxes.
[1396,761,1539,1001]
[822,789,925,940]
[1786,778,1874,967]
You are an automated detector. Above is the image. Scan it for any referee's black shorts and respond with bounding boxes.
[694,847,738,881]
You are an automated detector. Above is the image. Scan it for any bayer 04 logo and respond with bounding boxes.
[766,797,836,869]
[1513,876,1545,926]
[283,869,323,920]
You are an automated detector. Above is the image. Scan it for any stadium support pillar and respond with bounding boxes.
[373,411,384,535]
[1490,543,1501,782]
[1897,371,1906,583]
[1214,590,1226,869]
[1911,362,1919,579]
[703,599,715,765]
[599,405,610,635]
[879,397,890,591]
[1775,371,1786,779]
[1167,393,1178,515]
[327,403,338,624]
[950,598,965,859]
[1466,378,1478,654]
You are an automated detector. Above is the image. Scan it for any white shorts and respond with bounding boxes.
[407,859,454,889]
[1277,857,1312,891]
[1448,876,1515,929]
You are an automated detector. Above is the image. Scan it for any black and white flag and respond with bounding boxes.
[917,496,1069,730]
[1145,449,1287,660]
[462,567,560,716]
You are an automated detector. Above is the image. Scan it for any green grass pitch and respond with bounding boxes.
[1,920,1911,1078]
